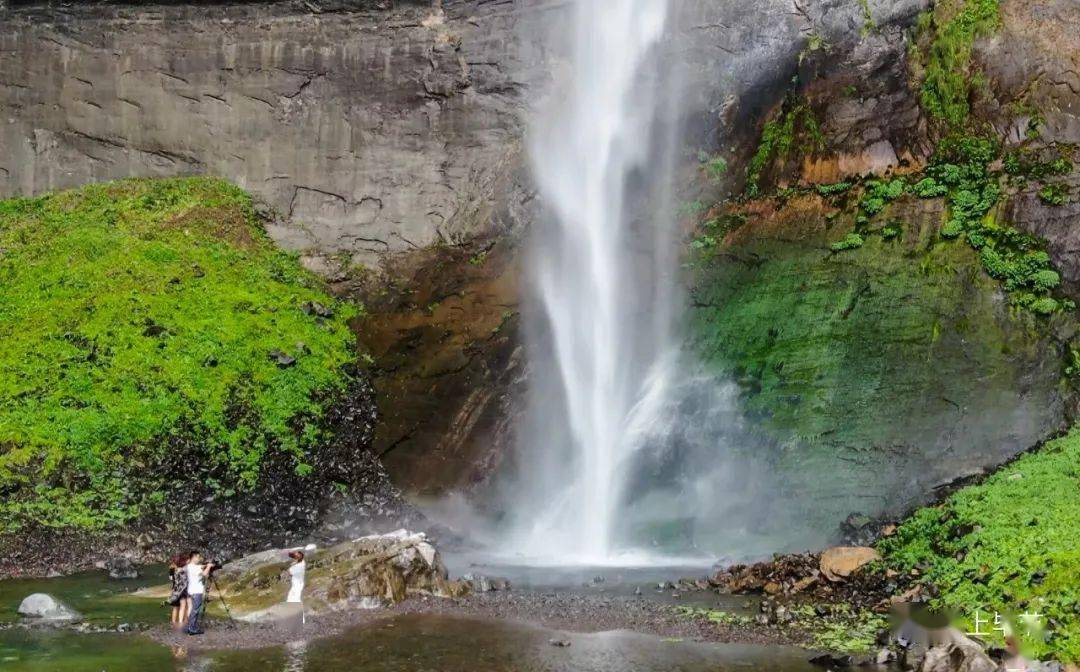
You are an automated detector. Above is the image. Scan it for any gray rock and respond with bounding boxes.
[461,573,510,593]
[919,631,997,672]
[17,594,82,622]
[268,349,297,368]
[0,0,928,270]
[105,557,139,580]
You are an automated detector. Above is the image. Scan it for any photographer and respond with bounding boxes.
[184,551,215,636]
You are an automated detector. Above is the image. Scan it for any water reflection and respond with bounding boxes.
[202,614,820,672]
[1,608,819,671]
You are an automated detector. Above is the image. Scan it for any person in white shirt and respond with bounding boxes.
[184,551,215,635]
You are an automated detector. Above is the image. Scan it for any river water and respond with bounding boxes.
[0,568,821,672]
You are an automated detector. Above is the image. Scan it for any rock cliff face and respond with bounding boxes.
[0,0,531,270]
[0,0,927,269]
[682,0,1080,547]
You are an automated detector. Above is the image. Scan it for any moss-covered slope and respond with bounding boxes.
[0,178,359,533]
[687,192,1066,541]
[879,429,1080,662]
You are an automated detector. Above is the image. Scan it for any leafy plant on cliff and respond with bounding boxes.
[830,233,865,252]
[878,428,1080,662]
[857,178,907,224]
[1039,183,1070,206]
[746,96,825,197]
[816,181,853,197]
[1003,148,1073,182]
[917,0,1001,131]
[924,135,1072,315]
[0,178,359,532]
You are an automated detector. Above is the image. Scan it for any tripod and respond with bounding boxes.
[209,574,235,623]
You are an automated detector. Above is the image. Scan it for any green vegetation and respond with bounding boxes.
[676,603,887,655]
[800,33,830,63]
[879,428,1080,662]
[688,210,1060,538]
[919,135,1073,314]
[1004,148,1073,182]
[917,0,1001,130]
[673,606,753,627]
[830,232,865,252]
[0,178,358,532]
[746,97,825,197]
[695,152,730,181]
[858,0,877,37]
[912,176,950,198]
[815,181,853,197]
[798,604,889,654]
[856,178,907,223]
[1039,183,1070,206]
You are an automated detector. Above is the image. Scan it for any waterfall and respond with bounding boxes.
[514,0,683,563]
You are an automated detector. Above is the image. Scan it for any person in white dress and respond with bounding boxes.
[286,550,306,624]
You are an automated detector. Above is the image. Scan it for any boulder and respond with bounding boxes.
[819,546,880,582]
[105,557,139,580]
[213,530,470,621]
[461,574,511,593]
[919,631,997,672]
[17,593,82,622]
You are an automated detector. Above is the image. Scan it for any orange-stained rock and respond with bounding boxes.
[819,546,880,582]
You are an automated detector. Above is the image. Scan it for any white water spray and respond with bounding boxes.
[515,0,683,563]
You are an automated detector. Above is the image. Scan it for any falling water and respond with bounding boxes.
[514,0,683,563]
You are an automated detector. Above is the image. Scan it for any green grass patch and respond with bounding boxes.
[0,177,358,532]
[878,428,1080,662]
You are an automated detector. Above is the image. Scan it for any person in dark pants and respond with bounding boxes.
[184,551,214,635]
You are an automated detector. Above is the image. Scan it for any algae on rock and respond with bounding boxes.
[687,194,1065,544]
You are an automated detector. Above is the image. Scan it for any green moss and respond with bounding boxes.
[879,428,1080,662]
[673,606,753,627]
[688,213,1059,540]
[0,178,359,532]
[808,609,889,654]
[918,0,1001,130]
